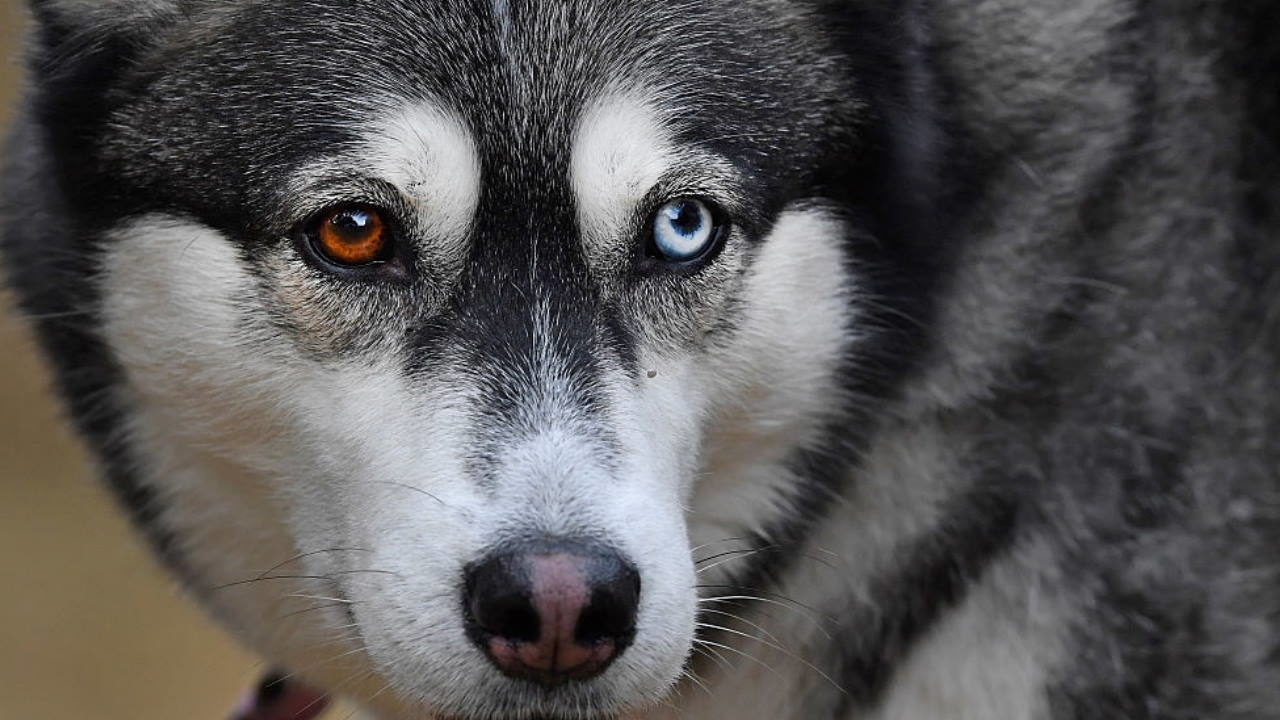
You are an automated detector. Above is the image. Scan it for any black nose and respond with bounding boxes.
[463,540,641,686]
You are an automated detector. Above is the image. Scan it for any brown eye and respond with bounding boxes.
[311,204,391,266]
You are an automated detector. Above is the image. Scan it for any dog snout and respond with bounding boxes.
[464,540,641,686]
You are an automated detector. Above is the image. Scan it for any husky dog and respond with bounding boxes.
[4,0,1278,718]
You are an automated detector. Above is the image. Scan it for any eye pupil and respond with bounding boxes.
[332,210,369,233]
[667,201,703,235]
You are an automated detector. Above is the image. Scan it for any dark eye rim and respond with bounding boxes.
[639,196,729,272]
[295,201,409,279]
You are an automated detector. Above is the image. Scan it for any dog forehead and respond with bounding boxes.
[127,0,819,134]
[93,0,854,247]
[104,0,700,199]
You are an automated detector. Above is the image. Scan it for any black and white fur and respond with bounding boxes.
[4,1,1279,718]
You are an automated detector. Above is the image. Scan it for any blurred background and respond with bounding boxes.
[0,3,344,718]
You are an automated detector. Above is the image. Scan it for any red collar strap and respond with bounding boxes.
[229,672,330,720]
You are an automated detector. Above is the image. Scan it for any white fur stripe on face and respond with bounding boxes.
[571,91,675,243]
[364,100,482,241]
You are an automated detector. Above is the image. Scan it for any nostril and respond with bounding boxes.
[465,553,539,642]
[575,562,641,645]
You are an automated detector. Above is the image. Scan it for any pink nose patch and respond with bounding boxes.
[466,541,640,685]
[229,674,329,720]
[485,553,617,680]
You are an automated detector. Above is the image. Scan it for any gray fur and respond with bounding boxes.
[3,0,1278,718]
[893,1,1280,715]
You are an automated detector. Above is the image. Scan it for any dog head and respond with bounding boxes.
[8,0,946,716]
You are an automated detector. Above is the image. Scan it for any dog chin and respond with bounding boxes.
[372,660,676,720]
[421,690,653,720]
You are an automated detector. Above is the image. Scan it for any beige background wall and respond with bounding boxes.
[0,4,344,718]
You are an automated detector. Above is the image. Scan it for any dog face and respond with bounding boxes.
[12,0,944,716]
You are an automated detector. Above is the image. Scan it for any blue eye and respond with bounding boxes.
[651,198,718,262]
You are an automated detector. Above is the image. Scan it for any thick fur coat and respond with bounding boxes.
[3,1,1278,718]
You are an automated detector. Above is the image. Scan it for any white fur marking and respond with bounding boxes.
[365,100,481,241]
[691,208,859,545]
[571,92,674,240]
